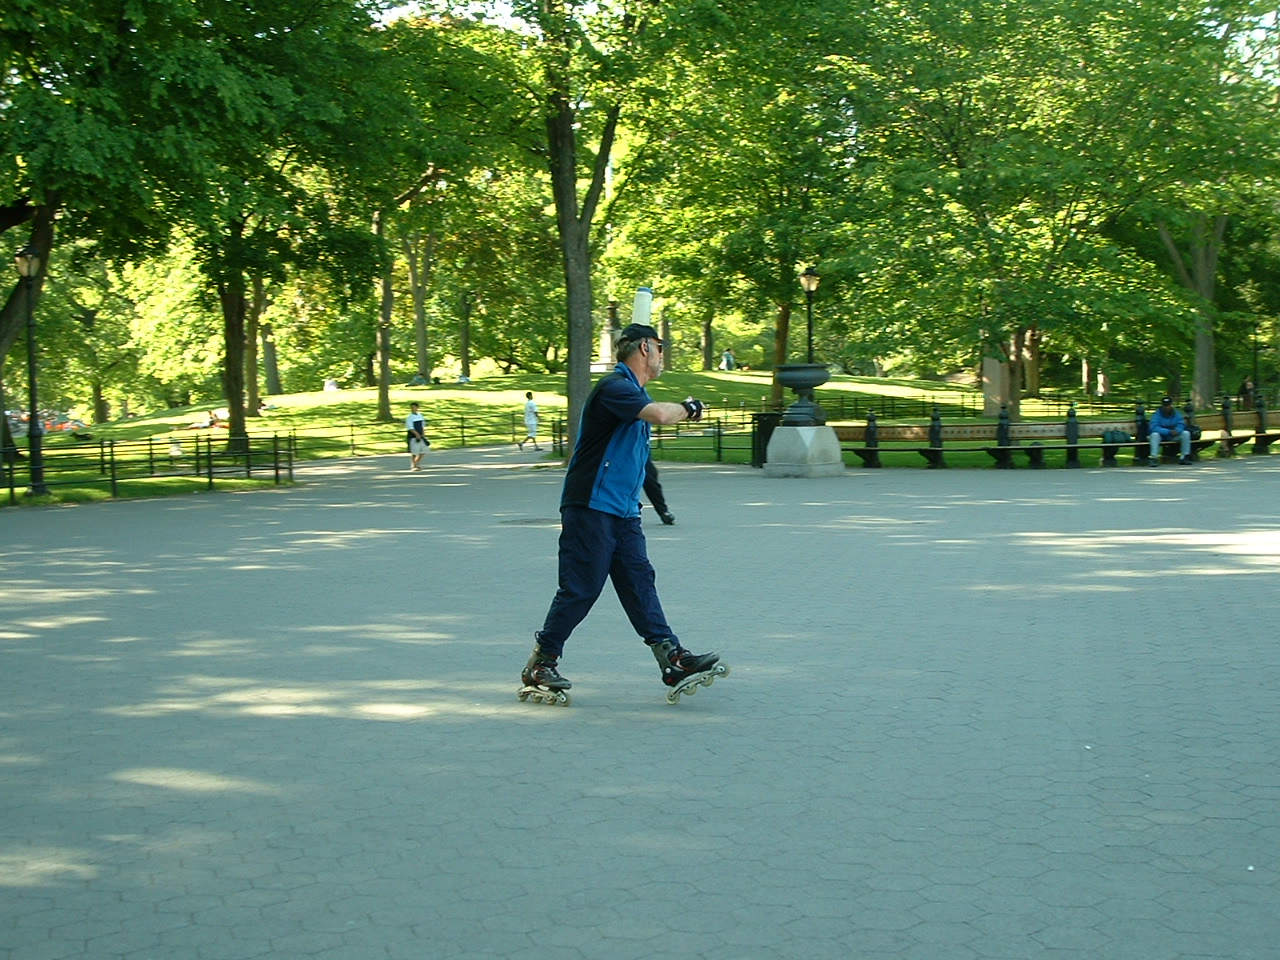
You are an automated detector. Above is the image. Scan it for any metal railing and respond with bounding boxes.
[283,409,572,459]
[3,434,293,504]
[547,417,749,464]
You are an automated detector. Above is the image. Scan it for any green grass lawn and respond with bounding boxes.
[59,370,1122,444]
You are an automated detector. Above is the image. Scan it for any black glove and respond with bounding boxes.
[681,398,705,422]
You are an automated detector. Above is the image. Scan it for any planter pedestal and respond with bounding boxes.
[764,425,844,477]
[763,362,844,477]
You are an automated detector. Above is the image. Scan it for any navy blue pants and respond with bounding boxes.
[537,506,675,658]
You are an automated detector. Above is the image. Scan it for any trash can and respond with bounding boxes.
[751,412,783,468]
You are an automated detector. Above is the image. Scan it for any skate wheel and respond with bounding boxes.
[684,683,697,695]
[666,689,680,705]
[517,690,528,701]
[714,663,730,678]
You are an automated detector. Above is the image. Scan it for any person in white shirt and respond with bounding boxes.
[405,402,428,471]
[518,392,541,451]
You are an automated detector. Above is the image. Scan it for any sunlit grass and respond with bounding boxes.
[40,370,1116,447]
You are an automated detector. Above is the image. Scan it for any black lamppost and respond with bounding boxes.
[799,266,820,363]
[14,246,47,495]
[775,266,828,426]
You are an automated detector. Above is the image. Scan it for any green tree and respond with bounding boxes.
[838,0,1278,410]
[610,0,863,406]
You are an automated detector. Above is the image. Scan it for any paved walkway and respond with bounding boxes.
[2,447,1278,959]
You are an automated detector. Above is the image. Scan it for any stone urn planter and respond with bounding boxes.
[775,363,830,426]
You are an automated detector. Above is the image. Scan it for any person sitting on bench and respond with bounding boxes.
[1149,396,1192,465]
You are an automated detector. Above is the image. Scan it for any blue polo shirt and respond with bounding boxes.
[560,364,652,518]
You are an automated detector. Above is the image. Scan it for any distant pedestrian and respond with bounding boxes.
[1239,378,1255,410]
[406,402,429,471]
[719,348,736,371]
[518,392,541,451]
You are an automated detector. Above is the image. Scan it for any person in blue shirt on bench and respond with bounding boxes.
[1148,396,1192,465]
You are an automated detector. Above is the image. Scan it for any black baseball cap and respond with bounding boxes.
[619,323,661,343]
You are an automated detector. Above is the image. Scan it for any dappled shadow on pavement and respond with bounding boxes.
[2,455,1278,958]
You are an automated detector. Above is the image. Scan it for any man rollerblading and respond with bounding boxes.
[516,310,730,706]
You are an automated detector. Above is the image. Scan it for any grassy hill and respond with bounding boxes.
[70,369,1129,447]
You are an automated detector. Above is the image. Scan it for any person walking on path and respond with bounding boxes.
[518,391,541,451]
[1148,395,1192,465]
[520,323,719,697]
[405,402,429,471]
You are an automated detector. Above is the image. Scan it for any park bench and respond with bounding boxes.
[831,416,995,468]
[1205,400,1280,455]
[832,399,1276,468]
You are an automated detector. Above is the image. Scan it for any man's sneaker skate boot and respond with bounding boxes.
[650,639,730,704]
[1179,455,1193,465]
[517,642,571,706]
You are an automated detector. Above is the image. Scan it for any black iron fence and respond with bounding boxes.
[282,409,578,459]
[4,434,293,504]
[544,416,752,465]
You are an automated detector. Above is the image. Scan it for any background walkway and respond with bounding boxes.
[2,448,1278,959]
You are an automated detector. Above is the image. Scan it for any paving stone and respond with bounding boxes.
[1,450,1278,959]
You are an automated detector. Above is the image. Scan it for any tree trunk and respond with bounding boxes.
[403,232,433,380]
[0,377,19,464]
[217,281,248,451]
[1009,328,1025,418]
[1025,326,1042,397]
[0,200,56,357]
[245,274,265,417]
[541,5,621,450]
[373,209,393,421]
[770,301,792,409]
[460,291,473,379]
[547,103,595,449]
[982,355,1009,416]
[92,381,109,424]
[0,209,51,465]
[1158,214,1226,409]
[701,307,714,371]
[260,321,282,395]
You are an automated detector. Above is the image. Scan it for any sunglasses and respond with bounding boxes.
[647,339,664,354]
